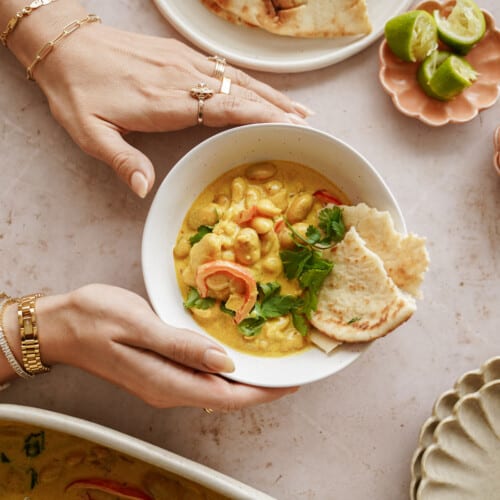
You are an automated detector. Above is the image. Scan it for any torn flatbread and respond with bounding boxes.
[207,0,372,38]
[310,228,416,343]
[201,0,256,27]
[341,204,429,299]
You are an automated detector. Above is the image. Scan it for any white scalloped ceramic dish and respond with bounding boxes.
[379,1,500,126]
[152,0,413,73]
[410,357,500,500]
[142,124,406,388]
[0,404,273,499]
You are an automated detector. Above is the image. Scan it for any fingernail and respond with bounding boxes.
[204,349,235,373]
[130,171,149,198]
[286,113,309,126]
[292,101,315,117]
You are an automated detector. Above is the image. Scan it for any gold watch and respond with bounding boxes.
[18,294,50,375]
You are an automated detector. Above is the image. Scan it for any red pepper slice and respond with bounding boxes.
[65,478,153,500]
[235,205,258,225]
[195,261,257,324]
[313,189,342,206]
[273,219,285,234]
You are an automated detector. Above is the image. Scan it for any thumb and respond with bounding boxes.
[85,123,155,198]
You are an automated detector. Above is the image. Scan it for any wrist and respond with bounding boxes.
[1,0,87,68]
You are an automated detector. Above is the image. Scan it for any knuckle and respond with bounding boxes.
[168,338,194,366]
[221,95,241,117]
[234,68,251,87]
[216,386,244,413]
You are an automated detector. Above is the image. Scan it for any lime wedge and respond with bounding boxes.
[417,50,452,99]
[434,0,486,54]
[385,10,438,62]
[424,54,478,101]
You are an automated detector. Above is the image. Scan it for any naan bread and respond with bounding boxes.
[310,228,416,343]
[341,204,429,299]
[201,0,256,27]
[208,0,372,38]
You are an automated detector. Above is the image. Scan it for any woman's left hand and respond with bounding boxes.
[32,24,309,198]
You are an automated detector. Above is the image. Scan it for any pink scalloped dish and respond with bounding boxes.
[379,1,500,126]
[495,126,500,175]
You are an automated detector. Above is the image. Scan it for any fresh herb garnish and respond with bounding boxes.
[28,468,38,489]
[220,301,236,317]
[347,317,362,324]
[237,282,302,337]
[184,287,215,310]
[285,206,345,250]
[23,432,45,458]
[189,225,214,246]
[0,452,10,463]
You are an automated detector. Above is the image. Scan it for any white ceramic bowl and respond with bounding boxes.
[0,404,272,499]
[142,124,406,388]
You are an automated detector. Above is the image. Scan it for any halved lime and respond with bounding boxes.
[434,0,486,55]
[385,10,438,62]
[417,50,452,99]
[425,54,478,101]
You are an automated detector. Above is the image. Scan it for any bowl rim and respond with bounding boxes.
[0,403,273,499]
[142,123,406,387]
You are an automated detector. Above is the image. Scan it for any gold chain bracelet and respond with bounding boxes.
[26,13,101,81]
[0,0,59,48]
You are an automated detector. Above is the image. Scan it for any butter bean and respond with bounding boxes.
[262,256,283,275]
[286,193,314,223]
[261,231,279,256]
[39,462,63,484]
[264,180,283,195]
[214,193,230,209]
[270,189,289,211]
[173,238,190,259]
[231,177,247,202]
[65,450,86,467]
[250,217,273,234]
[256,199,282,217]
[234,228,261,265]
[245,187,261,208]
[187,204,218,230]
[245,162,277,181]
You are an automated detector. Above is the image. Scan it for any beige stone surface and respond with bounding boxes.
[0,1,499,498]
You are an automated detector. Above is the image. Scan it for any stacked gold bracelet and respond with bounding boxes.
[0,0,59,47]
[17,294,50,375]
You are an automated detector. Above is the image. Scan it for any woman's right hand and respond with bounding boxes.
[3,284,296,410]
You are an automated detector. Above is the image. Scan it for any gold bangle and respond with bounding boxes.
[26,13,101,81]
[17,293,50,375]
[0,0,59,48]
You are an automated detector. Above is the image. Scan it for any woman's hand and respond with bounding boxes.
[3,285,296,410]
[30,24,309,198]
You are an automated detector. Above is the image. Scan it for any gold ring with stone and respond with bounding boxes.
[190,82,214,125]
[204,408,214,414]
[208,55,226,80]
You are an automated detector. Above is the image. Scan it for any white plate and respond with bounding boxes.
[152,0,414,73]
[142,124,406,388]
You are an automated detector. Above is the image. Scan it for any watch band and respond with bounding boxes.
[17,294,50,375]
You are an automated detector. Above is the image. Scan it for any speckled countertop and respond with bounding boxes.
[1,1,499,499]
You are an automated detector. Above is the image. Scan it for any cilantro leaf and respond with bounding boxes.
[280,248,313,280]
[189,225,214,246]
[0,452,10,463]
[347,317,362,324]
[260,295,300,319]
[220,302,236,317]
[184,287,215,310]
[305,225,322,245]
[24,432,45,458]
[238,317,266,337]
[291,311,308,336]
[257,282,281,302]
[318,207,345,244]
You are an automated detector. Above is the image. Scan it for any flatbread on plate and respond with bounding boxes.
[207,0,372,38]
[201,0,256,26]
[341,203,430,298]
[310,228,416,343]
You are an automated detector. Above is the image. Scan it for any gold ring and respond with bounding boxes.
[208,55,226,80]
[190,82,214,125]
[220,76,232,95]
[204,408,214,414]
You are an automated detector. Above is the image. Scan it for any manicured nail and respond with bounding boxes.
[286,113,309,126]
[130,171,148,198]
[204,349,235,373]
[292,101,315,117]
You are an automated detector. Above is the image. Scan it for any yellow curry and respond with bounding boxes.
[0,422,227,499]
[174,161,348,357]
